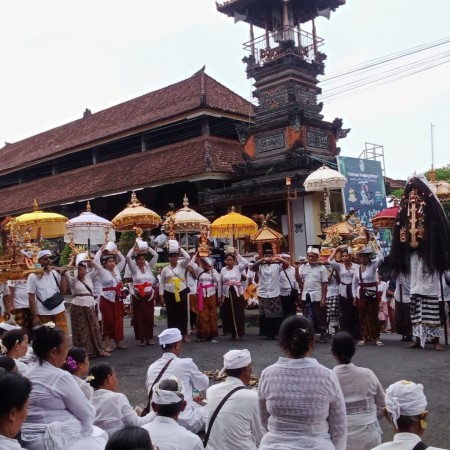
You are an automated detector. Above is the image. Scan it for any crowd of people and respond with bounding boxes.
[0,318,446,450]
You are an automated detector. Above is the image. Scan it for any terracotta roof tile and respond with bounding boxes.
[0,136,244,216]
[0,70,253,174]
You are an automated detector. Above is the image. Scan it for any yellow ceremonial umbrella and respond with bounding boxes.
[7,199,68,239]
[210,207,258,245]
[111,191,161,231]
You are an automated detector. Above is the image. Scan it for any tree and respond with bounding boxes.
[425,164,450,182]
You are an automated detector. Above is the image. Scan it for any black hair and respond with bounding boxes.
[225,367,246,378]
[62,347,87,374]
[152,378,184,417]
[0,371,32,417]
[161,342,178,352]
[225,253,236,259]
[31,325,65,365]
[387,412,421,431]
[279,316,315,358]
[105,425,152,450]
[0,356,17,372]
[89,362,114,389]
[331,332,355,364]
[2,328,28,352]
[391,176,450,275]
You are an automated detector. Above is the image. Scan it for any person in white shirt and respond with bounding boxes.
[106,426,154,450]
[89,361,152,436]
[7,277,32,334]
[395,272,412,342]
[296,247,329,343]
[258,315,347,450]
[154,231,169,262]
[278,255,299,318]
[0,371,32,450]
[377,271,390,333]
[204,349,263,450]
[331,332,384,450]
[142,376,203,450]
[126,240,159,346]
[372,380,445,450]
[2,328,29,373]
[27,249,69,334]
[92,242,127,352]
[159,242,191,342]
[22,324,107,450]
[0,282,10,320]
[188,253,220,342]
[253,248,289,340]
[146,328,209,433]
[62,347,94,400]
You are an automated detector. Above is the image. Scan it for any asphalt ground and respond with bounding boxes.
[81,314,450,448]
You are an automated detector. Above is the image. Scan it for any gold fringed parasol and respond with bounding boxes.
[111,192,161,231]
[209,207,258,239]
[161,195,210,233]
[7,199,68,239]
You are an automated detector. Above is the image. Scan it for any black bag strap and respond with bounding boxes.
[79,279,93,296]
[283,269,293,289]
[412,441,428,450]
[203,386,246,447]
[142,358,173,416]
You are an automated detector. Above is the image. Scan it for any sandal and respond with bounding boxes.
[434,344,444,351]
[104,347,113,353]
[376,341,384,346]
[357,340,365,346]
[137,342,146,346]
[99,350,111,357]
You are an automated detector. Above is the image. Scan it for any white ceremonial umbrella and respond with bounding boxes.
[303,165,348,215]
[65,201,116,245]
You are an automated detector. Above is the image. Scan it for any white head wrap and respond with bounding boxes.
[219,349,251,376]
[152,376,185,405]
[135,240,149,254]
[0,323,21,332]
[104,241,118,253]
[158,328,182,348]
[75,253,88,266]
[168,240,179,254]
[385,380,427,429]
[21,250,33,259]
[202,257,214,267]
[307,246,320,256]
[37,250,52,260]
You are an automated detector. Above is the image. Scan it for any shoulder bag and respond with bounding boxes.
[359,266,377,302]
[36,271,65,310]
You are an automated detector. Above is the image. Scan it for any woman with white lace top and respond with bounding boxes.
[258,315,347,450]
[126,241,158,346]
[331,331,385,450]
[352,246,384,346]
[218,249,249,341]
[92,242,126,352]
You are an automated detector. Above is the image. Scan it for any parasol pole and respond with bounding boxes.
[185,231,188,251]
[187,294,191,335]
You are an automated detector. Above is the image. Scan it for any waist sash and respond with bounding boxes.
[197,283,215,311]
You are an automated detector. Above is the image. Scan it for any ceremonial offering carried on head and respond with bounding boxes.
[198,223,211,257]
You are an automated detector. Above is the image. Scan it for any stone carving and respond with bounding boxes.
[255,132,285,154]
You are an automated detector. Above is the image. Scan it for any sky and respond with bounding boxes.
[0,0,449,181]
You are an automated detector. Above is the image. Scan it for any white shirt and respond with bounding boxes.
[146,352,209,433]
[154,234,168,252]
[329,260,360,298]
[327,268,340,297]
[371,432,445,450]
[409,252,440,297]
[142,416,203,450]
[333,364,384,450]
[279,266,299,296]
[159,249,190,294]
[299,264,329,302]
[257,263,282,298]
[126,248,158,296]
[189,260,219,297]
[218,255,249,298]
[258,357,347,450]
[92,252,126,302]
[0,435,25,449]
[352,251,384,298]
[27,270,65,315]
[74,375,94,400]
[66,272,96,307]
[205,376,263,450]
[395,273,411,304]
[90,389,153,436]
[14,358,29,374]
[22,361,96,444]
[440,271,450,301]
[7,279,28,309]
[378,280,388,302]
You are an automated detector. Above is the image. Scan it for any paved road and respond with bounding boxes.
[93,316,450,448]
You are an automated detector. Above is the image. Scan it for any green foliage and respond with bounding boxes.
[390,188,403,199]
[426,165,450,182]
[59,243,72,266]
[118,231,136,256]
